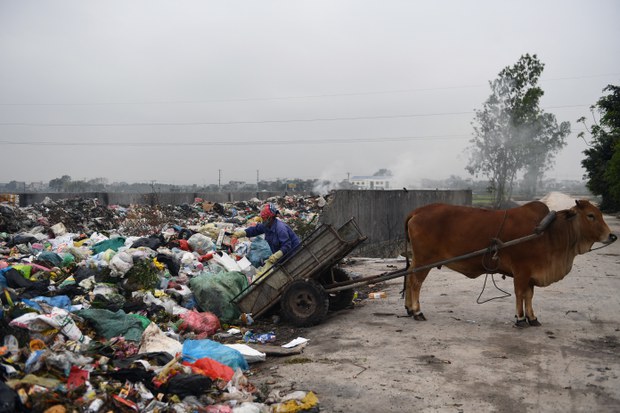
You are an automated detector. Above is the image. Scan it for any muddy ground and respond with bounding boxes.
[250,214,620,412]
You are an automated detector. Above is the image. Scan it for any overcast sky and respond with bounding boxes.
[1,1,619,187]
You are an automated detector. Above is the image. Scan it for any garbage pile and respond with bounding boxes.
[0,195,327,412]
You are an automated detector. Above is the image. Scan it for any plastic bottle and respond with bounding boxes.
[4,335,18,356]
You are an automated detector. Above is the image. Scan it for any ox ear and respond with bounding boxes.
[574,199,588,209]
[565,208,578,220]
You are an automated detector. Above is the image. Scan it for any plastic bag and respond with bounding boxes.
[182,339,249,371]
[163,373,213,398]
[109,251,134,277]
[246,237,272,268]
[187,233,214,255]
[91,236,126,254]
[178,310,221,338]
[183,357,235,382]
[138,323,183,356]
[211,252,242,272]
[189,270,248,322]
[21,295,73,312]
[225,344,266,363]
[10,308,91,344]
[76,308,145,342]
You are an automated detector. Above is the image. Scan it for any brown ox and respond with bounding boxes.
[404,200,616,327]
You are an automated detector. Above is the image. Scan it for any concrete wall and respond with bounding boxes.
[16,191,311,207]
[320,189,472,257]
[14,188,471,258]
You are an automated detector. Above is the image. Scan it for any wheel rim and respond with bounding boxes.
[281,279,329,326]
[290,290,318,317]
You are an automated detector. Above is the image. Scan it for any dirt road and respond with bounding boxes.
[252,214,620,412]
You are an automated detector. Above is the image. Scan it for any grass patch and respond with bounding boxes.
[284,357,313,365]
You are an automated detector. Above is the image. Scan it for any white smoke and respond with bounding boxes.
[539,192,576,211]
[388,152,423,189]
[312,161,348,195]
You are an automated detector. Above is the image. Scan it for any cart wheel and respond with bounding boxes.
[320,267,355,311]
[281,279,330,327]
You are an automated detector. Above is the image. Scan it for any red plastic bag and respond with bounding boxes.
[178,310,221,338]
[183,357,234,381]
[178,239,190,251]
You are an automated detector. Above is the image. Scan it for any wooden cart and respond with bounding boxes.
[231,217,367,326]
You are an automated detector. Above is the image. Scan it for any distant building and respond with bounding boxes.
[350,175,392,190]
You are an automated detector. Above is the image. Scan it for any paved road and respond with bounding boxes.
[253,214,620,413]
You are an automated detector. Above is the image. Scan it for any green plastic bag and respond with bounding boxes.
[91,237,126,254]
[189,270,249,322]
[76,308,146,342]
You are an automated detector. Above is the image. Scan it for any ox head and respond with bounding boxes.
[571,200,617,253]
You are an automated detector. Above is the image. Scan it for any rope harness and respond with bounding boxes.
[477,210,511,303]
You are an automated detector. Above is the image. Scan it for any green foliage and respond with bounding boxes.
[124,259,160,290]
[287,214,320,239]
[48,175,72,192]
[467,54,570,208]
[579,85,620,212]
[372,168,393,177]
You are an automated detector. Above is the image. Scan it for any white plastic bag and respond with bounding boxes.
[225,344,266,363]
[138,323,183,356]
[212,252,242,272]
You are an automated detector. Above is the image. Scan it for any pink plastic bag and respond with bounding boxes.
[178,310,221,338]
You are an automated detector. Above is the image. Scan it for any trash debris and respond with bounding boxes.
[281,337,309,349]
[0,195,329,412]
[243,331,276,344]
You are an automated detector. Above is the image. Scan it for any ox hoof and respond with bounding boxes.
[406,308,414,317]
[514,318,529,328]
[413,312,426,321]
[527,317,541,327]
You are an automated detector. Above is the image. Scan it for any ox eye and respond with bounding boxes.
[587,213,595,221]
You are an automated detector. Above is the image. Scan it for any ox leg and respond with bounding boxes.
[524,285,541,327]
[405,270,429,321]
[404,273,414,315]
[513,279,528,328]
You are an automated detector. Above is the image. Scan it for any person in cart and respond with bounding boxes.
[233,203,301,265]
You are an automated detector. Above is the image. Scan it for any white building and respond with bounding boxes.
[350,175,392,190]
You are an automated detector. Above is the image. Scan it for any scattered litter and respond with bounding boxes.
[282,337,309,348]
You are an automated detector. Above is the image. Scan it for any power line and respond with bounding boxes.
[0,134,471,147]
[0,111,474,126]
[0,105,589,127]
[0,73,617,107]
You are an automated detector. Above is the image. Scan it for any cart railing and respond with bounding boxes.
[231,217,367,318]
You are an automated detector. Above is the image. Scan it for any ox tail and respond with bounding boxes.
[404,213,412,269]
[402,212,414,298]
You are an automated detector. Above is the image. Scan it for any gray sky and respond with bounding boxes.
[1,0,619,187]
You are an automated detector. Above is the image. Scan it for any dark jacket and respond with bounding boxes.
[245,219,301,256]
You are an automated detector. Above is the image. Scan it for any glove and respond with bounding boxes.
[267,250,284,264]
[233,230,246,238]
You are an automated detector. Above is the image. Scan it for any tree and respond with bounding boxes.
[467,54,570,207]
[579,84,620,212]
[373,169,392,176]
[48,175,72,192]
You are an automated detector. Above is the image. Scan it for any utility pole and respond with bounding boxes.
[218,169,221,191]
[347,172,350,182]
[256,169,259,191]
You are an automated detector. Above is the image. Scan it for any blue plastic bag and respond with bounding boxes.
[182,339,249,371]
[246,237,272,267]
[22,295,73,312]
